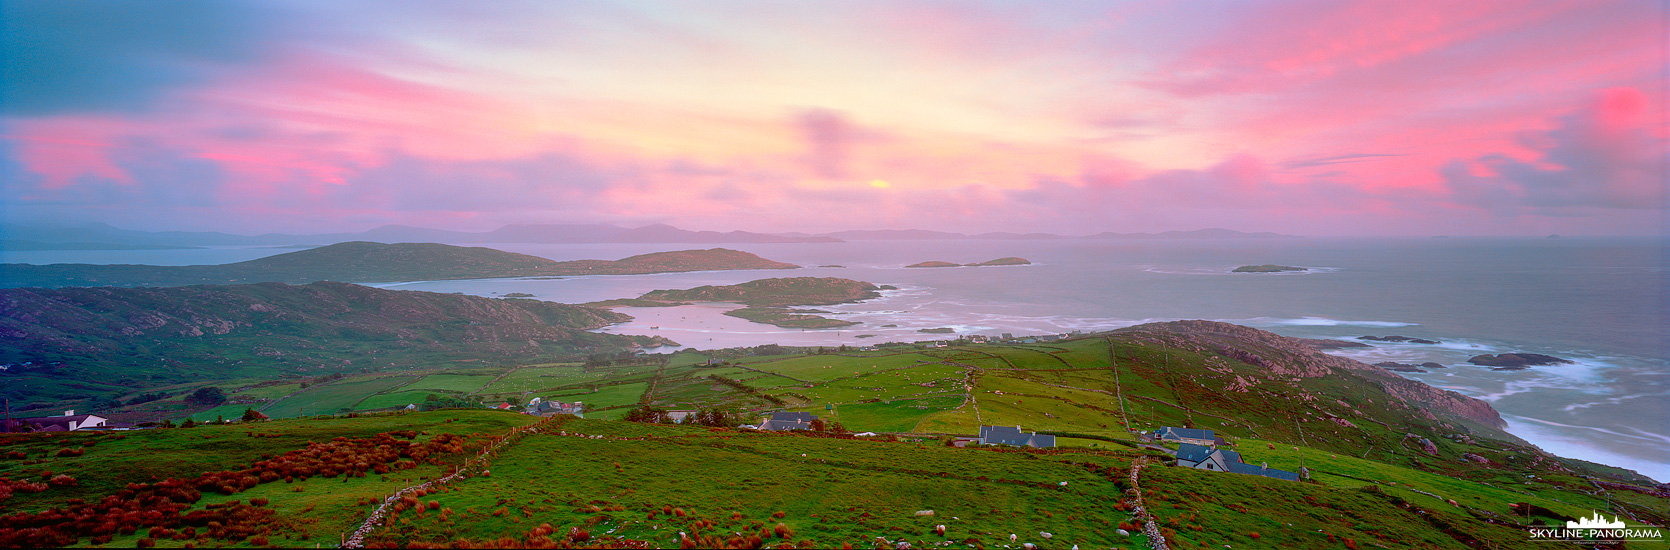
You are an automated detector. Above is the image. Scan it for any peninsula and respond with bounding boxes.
[612,277,883,328]
[0,243,799,288]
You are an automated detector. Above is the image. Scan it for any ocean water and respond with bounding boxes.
[8,237,1667,481]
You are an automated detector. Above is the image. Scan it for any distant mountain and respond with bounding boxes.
[815,227,1297,240]
[0,243,799,288]
[817,229,968,240]
[1086,228,1298,239]
[3,222,839,247]
[0,281,672,407]
[0,239,202,251]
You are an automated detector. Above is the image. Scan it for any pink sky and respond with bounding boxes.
[2,0,1665,236]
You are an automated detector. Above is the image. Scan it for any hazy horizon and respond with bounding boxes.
[2,1,1665,238]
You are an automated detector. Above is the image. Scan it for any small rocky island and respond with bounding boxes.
[1374,361,1449,373]
[1467,353,1574,370]
[1232,264,1307,273]
[906,257,1030,268]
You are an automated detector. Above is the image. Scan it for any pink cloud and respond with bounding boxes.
[1444,88,1667,215]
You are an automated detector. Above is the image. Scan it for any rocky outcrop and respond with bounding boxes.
[1373,361,1447,373]
[1467,353,1573,369]
[1114,320,1508,430]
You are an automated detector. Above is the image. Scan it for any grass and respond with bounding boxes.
[360,416,1140,549]
[820,395,965,432]
[262,375,418,418]
[403,374,496,394]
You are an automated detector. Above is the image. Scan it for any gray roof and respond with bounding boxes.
[1176,443,1214,464]
[771,412,817,423]
[1156,427,1215,441]
[1227,462,1300,481]
[978,425,1054,448]
[759,419,812,431]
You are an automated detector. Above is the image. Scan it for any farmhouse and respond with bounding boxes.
[759,411,817,431]
[2,410,109,432]
[666,410,698,424]
[977,425,1055,448]
[1151,426,1226,446]
[525,398,584,417]
[1175,442,1300,481]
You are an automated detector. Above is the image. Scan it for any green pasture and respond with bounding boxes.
[403,374,495,393]
[360,416,1140,549]
[820,394,964,432]
[262,375,417,418]
[354,390,434,411]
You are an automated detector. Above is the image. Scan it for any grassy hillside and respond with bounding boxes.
[0,282,670,412]
[4,323,1665,548]
[0,244,799,288]
[5,411,1661,548]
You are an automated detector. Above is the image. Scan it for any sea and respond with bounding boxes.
[6,237,1666,481]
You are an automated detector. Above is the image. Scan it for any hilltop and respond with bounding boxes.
[0,243,798,288]
[0,281,670,410]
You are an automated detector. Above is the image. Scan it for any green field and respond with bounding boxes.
[262,375,418,418]
[359,416,1144,549]
[5,324,1667,549]
[402,373,495,394]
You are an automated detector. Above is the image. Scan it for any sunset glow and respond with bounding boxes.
[2,0,1664,236]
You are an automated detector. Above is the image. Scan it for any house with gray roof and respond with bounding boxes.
[1175,442,1298,481]
[525,398,583,418]
[759,411,817,431]
[2,411,108,433]
[977,425,1056,448]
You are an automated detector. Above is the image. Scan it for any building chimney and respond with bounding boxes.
[65,410,74,416]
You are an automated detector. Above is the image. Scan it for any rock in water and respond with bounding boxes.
[1466,353,1574,368]
[1357,335,1441,344]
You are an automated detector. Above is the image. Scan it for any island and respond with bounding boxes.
[599,277,884,329]
[1467,353,1574,370]
[723,307,857,329]
[0,243,801,288]
[1232,264,1307,273]
[905,257,1031,268]
[500,292,536,298]
[917,327,955,334]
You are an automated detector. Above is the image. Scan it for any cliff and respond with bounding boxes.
[1114,320,1507,430]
